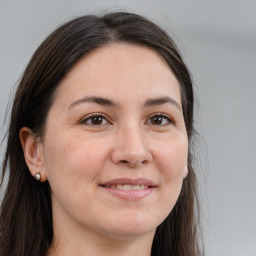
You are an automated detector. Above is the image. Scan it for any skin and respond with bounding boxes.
[20,43,188,256]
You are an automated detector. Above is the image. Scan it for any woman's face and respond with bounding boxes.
[40,43,188,239]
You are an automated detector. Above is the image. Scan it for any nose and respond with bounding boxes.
[111,126,153,168]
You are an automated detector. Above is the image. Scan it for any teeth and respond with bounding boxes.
[133,185,140,190]
[123,185,132,190]
[106,184,148,190]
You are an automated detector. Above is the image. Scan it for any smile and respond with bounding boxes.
[100,178,157,200]
[103,184,148,190]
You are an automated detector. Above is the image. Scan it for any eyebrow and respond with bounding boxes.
[67,95,181,112]
[143,96,182,112]
[67,96,119,110]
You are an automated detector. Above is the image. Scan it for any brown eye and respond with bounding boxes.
[81,114,108,126]
[147,114,173,126]
[151,116,164,125]
[91,116,104,125]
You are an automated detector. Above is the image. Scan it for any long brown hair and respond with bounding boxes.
[0,12,203,256]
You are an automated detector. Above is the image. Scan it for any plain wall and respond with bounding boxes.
[1,0,256,255]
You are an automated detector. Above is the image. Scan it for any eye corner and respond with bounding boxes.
[146,113,175,126]
[79,113,112,127]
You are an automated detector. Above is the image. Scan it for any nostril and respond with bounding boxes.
[118,159,148,167]
[120,160,129,164]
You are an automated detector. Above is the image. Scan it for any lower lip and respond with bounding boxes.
[101,186,155,200]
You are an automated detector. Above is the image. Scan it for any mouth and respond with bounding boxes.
[101,184,150,190]
[99,178,157,200]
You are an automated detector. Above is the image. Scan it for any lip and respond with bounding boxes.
[100,178,157,200]
[101,178,156,187]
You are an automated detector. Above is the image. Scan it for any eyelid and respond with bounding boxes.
[146,112,175,125]
[79,113,112,126]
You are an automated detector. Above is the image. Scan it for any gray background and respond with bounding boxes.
[0,0,256,255]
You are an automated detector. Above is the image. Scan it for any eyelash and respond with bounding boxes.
[80,113,174,127]
[146,113,174,126]
[80,113,111,126]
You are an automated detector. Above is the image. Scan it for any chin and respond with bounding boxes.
[103,226,156,240]
[99,212,160,239]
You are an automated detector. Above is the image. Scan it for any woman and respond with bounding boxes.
[0,12,202,256]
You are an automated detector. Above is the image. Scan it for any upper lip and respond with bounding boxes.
[100,178,157,187]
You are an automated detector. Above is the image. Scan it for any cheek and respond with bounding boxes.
[42,133,110,217]
[155,135,188,178]
[153,135,188,209]
[42,132,109,192]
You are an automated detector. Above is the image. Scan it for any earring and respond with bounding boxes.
[183,165,188,178]
[34,172,41,181]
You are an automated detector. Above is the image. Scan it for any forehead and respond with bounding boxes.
[54,43,181,106]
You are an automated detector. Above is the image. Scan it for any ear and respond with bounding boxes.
[183,165,188,178]
[19,127,47,182]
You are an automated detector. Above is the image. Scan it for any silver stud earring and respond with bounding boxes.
[34,172,41,181]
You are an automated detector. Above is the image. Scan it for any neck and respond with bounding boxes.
[47,199,156,256]
[47,229,154,256]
